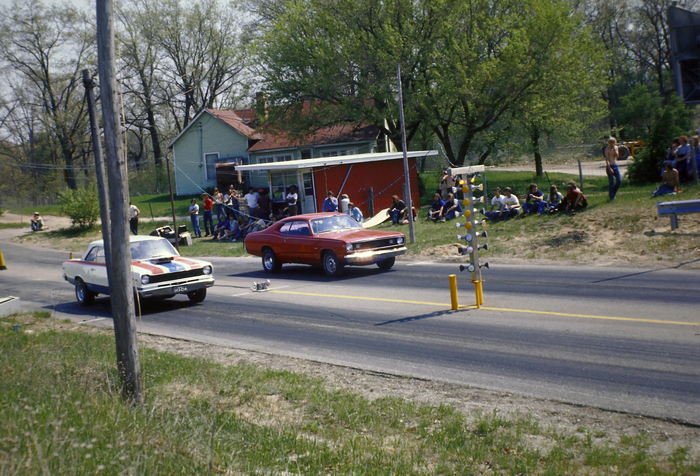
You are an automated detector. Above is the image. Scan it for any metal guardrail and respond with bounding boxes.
[656,199,700,230]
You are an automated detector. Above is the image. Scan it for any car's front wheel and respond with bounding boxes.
[376,257,395,270]
[262,248,282,273]
[187,288,206,303]
[322,251,344,277]
[75,279,95,306]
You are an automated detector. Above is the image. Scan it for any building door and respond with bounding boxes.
[300,170,316,213]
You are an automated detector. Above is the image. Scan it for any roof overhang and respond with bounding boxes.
[235,150,438,172]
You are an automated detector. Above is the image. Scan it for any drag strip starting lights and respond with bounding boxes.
[451,166,489,307]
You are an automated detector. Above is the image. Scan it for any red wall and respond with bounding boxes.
[312,158,420,216]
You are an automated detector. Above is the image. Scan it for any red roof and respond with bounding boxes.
[206,109,261,140]
[248,123,380,153]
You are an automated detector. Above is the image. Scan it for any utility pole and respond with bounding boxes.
[396,64,415,243]
[82,69,112,268]
[96,0,142,404]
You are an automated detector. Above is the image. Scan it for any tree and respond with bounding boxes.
[0,1,93,189]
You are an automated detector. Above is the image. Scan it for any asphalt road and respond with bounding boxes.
[1,237,699,424]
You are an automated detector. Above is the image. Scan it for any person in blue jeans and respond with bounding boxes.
[440,193,462,221]
[388,195,407,224]
[188,198,201,238]
[522,183,546,214]
[604,137,622,201]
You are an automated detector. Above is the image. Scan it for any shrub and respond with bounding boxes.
[58,186,100,229]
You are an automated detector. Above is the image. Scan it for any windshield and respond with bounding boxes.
[130,238,179,260]
[311,215,362,234]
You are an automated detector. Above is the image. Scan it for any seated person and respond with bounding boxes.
[652,163,681,197]
[560,181,588,214]
[218,216,243,241]
[501,187,521,218]
[522,183,546,215]
[428,193,445,222]
[387,195,407,224]
[348,202,363,223]
[212,214,232,240]
[483,188,506,221]
[30,212,44,232]
[547,185,563,212]
[247,218,267,234]
[440,193,462,221]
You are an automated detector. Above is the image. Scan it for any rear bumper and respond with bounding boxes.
[344,246,407,265]
[137,277,215,298]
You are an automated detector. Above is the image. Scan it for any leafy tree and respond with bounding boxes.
[58,185,100,228]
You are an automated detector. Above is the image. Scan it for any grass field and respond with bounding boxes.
[1,313,697,475]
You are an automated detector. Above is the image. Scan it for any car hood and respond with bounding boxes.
[318,229,404,242]
[130,256,211,275]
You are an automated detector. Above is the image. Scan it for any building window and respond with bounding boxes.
[270,171,298,201]
[320,148,355,157]
[204,153,219,180]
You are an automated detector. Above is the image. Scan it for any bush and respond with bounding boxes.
[58,186,100,229]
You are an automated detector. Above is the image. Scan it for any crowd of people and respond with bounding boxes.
[481,182,587,221]
[651,134,700,197]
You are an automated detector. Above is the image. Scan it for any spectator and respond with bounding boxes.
[387,195,407,224]
[128,202,140,235]
[652,163,681,197]
[212,214,230,240]
[243,187,259,218]
[188,198,202,238]
[692,136,700,181]
[561,181,587,214]
[30,212,44,232]
[285,185,299,216]
[547,185,563,213]
[339,193,350,214]
[428,192,445,222]
[522,183,546,215]
[483,187,506,221]
[257,188,271,219]
[212,188,224,221]
[218,213,242,241]
[501,187,521,218]
[440,192,462,221]
[224,186,240,216]
[201,193,214,237]
[439,170,455,199]
[604,137,622,201]
[322,190,339,212]
[348,202,363,223]
[675,135,692,182]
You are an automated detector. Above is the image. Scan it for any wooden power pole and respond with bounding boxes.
[96,0,142,404]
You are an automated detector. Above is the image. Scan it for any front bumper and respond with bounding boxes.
[137,277,215,298]
[344,246,407,265]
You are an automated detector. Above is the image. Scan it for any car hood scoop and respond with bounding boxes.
[149,256,175,264]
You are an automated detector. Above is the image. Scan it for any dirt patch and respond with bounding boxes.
[545,230,590,247]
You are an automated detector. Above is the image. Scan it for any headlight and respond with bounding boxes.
[345,243,354,252]
[202,265,212,275]
[397,236,405,245]
[141,275,150,285]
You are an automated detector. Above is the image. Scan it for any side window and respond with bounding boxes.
[289,221,311,236]
[94,247,106,264]
[278,222,292,234]
[84,247,98,262]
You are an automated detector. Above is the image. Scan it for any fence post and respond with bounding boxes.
[577,159,584,190]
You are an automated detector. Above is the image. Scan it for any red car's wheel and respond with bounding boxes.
[262,248,282,273]
[322,251,344,277]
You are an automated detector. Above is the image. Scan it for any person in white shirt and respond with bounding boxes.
[188,198,201,237]
[243,187,259,218]
[483,187,506,221]
[339,194,350,214]
[128,202,140,234]
[285,185,299,216]
[501,187,521,218]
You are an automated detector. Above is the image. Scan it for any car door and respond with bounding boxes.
[279,220,314,263]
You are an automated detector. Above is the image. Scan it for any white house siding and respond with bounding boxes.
[172,113,250,196]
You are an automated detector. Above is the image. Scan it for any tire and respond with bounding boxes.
[618,145,630,160]
[322,251,344,277]
[75,279,95,306]
[262,248,282,273]
[187,288,206,303]
[376,257,396,270]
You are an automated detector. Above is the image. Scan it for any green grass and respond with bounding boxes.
[1,314,697,475]
[0,222,27,229]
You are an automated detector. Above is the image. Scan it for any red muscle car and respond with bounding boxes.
[244,212,407,276]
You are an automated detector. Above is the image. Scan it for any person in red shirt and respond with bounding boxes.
[201,193,214,237]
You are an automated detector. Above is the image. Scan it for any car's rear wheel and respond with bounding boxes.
[376,257,395,270]
[75,279,95,306]
[187,288,206,303]
[322,251,344,277]
[262,248,282,273]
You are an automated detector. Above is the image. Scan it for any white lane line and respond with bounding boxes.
[81,317,107,324]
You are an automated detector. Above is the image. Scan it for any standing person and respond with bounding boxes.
[188,198,201,238]
[322,190,338,212]
[243,187,259,219]
[285,185,299,216]
[201,193,214,237]
[339,193,350,214]
[30,212,44,232]
[212,188,224,221]
[604,137,622,201]
[348,202,363,223]
[128,202,140,235]
[387,195,407,224]
[675,135,692,182]
[257,188,271,219]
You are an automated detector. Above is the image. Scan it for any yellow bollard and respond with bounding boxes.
[69,252,74,260]
[476,280,484,306]
[472,280,482,308]
[449,274,459,310]
[0,250,6,270]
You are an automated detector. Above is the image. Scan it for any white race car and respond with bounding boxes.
[62,235,214,306]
